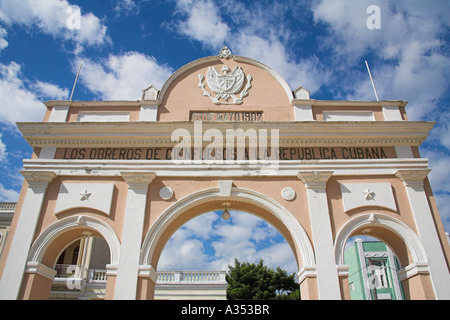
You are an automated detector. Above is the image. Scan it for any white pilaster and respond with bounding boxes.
[382,105,403,121]
[48,105,69,122]
[395,169,450,299]
[355,238,372,300]
[298,171,341,299]
[139,105,158,121]
[386,245,403,300]
[114,172,156,300]
[293,104,314,121]
[0,171,56,300]
[39,147,57,159]
[395,145,413,158]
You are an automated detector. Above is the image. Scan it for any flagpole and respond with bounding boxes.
[69,63,82,101]
[365,60,379,101]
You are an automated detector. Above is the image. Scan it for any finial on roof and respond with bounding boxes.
[219,46,233,59]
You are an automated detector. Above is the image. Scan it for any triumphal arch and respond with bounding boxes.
[0,47,449,299]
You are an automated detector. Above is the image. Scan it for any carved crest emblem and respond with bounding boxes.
[198,65,252,105]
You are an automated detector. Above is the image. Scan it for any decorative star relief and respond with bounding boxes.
[80,189,91,201]
[362,188,375,200]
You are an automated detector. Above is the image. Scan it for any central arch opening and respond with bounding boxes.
[156,210,298,300]
[159,210,297,273]
[140,188,314,300]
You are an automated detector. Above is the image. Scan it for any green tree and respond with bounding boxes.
[226,258,300,300]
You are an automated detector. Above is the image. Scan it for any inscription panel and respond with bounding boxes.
[190,111,263,122]
[56,146,395,161]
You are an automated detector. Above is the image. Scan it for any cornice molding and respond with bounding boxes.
[44,100,145,108]
[44,99,408,108]
[18,120,434,133]
[292,99,408,108]
[22,158,430,178]
[23,138,427,148]
[17,121,435,148]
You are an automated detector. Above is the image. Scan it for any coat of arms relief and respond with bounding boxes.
[198,47,252,105]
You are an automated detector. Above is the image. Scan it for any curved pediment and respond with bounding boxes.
[146,47,298,121]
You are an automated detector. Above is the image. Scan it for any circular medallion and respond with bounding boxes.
[281,187,296,201]
[159,186,174,200]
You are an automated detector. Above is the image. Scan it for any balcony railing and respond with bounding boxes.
[157,271,227,284]
[54,264,88,279]
[88,269,108,283]
[53,265,226,285]
[0,202,16,212]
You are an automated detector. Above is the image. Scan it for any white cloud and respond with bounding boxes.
[434,193,450,232]
[169,0,448,115]
[174,0,229,49]
[313,0,449,60]
[172,0,330,93]
[312,0,450,119]
[0,62,68,125]
[0,0,109,49]
[113,0,137,16]
[419,146,450,232]
[421,148,450,194]
[31,81,69,101]
[158,211,297,274]
[256,242,298,275]
[313,0,450,234]
[181,212,218,239]
[0,27,7,50]
[438,122,450,151]
[158,236,211,271]
[0,134,6,162]
[209,212,297,273]
[158,216,214,270]
[234,34,330,93]
[76,52,173,100]
[0,131,27,201]
[0,182,20,202]
[313,0,379,59]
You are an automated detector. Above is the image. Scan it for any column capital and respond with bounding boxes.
[121,172,156,189]
[395,169,431,187]
[297,171,333,189]
[138,264,158,283]
[20,170,57,189]
[105,264,118,277]
[25,261,57,280]
[297,265,317,283]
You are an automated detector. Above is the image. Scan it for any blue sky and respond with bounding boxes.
[0,0,449,273]
[159,211,299,274]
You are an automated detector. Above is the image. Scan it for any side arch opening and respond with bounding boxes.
[23,215,120,300]
[335,213,431,300]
